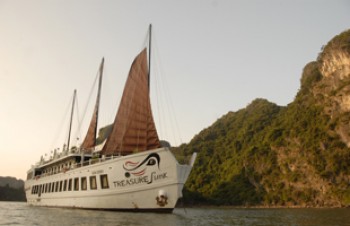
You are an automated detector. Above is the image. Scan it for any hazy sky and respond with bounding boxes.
[1,0,349,180]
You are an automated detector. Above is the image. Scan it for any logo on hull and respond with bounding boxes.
[123,153,160,178]
[113,153,167,188]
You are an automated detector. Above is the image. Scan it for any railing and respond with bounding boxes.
[33,155,121,180]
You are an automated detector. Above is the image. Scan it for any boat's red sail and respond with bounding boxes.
[102,48,161,155]
[81,58,104,152]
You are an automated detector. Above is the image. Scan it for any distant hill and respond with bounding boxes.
[0,176,24,189]
[0,177,26,201]
[173,29,350,207]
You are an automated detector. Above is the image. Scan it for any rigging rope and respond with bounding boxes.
[74,65,101,145]
[152,33,183,146]
[49,93,74,152]
[74,94,81,147]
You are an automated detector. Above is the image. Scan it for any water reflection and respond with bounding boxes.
[1,202,350,226]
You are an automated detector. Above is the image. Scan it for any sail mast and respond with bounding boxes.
[67,89,77,151]
[148,24,152,90]
[80,58,104,150]
[94,58,104,146]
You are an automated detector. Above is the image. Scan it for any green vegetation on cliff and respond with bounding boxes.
[0,185,26,201]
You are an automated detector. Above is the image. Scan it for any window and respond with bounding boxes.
[48,183,51,193]
[68,179,72,191]
[81,177,87,190]
[55,181,59,192]
[63,180,67,191]
[38,185,41,194]
[100,174,109,189]
[59,181,63,192]
[74,178,79,191]
[90,176,97,190]
[51,182,55,193]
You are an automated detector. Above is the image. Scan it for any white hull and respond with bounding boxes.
[25,148,195,212]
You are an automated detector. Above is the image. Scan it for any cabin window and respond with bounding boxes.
[55,181,59,192]
[68,179,72,191]
[74,178,79,191]
[81,177,87,190]
[90,176,97,190]
[63,180,67,191]
[100,174,109,189]
[39,185,42,196]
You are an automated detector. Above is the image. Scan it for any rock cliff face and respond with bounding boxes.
[314,31,350,146]
[176,29,350,207]
[319,33,350,79]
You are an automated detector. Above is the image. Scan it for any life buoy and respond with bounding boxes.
[156,190,168,207]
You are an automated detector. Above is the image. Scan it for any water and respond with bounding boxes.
[1,202,350,226]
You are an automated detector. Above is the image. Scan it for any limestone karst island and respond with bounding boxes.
[176,29,350,207]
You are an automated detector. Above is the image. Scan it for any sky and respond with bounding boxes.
[0,0,349,180]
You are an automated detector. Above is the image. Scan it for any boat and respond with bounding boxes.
[24,25,196,213]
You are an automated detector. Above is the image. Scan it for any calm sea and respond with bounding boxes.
[1,202,350,226]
